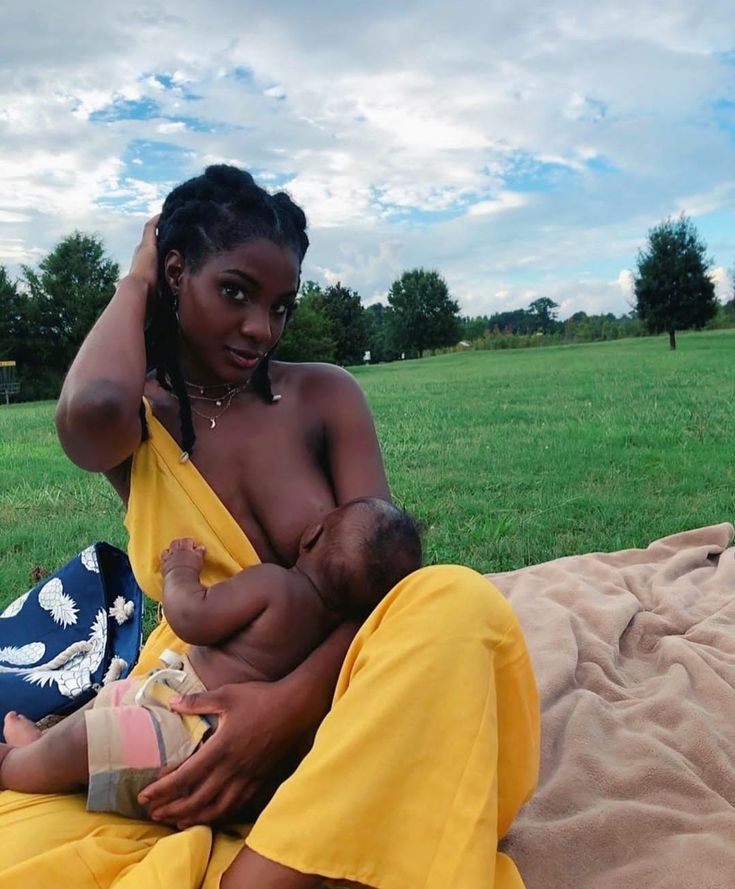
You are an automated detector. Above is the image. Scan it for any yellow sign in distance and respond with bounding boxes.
[0,360,16,367]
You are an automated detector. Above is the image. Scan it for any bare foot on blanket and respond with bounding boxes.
[4,711,42,746]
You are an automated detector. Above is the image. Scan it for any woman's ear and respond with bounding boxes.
[163,250,185,292]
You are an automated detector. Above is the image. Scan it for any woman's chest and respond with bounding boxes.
[182,406,337,565]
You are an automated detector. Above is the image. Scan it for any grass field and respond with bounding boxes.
[1,329,734,611]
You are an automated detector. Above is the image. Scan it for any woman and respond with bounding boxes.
[0,165,539,889]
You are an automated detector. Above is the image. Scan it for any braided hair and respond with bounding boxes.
[143,165,309,457]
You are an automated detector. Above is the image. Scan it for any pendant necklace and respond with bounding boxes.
[181,379,249,430]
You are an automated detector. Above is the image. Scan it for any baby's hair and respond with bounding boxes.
[340,498,423,616]
[143,164,309,456]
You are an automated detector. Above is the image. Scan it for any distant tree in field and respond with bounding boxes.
[0,266,26,360]
[312,282,367,366]
[276,283,337,363]
[726,264,735,320]
[21,232,119,398]
[364,302,398,363]
[460,315,490,341]
[388,269,461,358]
[486,307,535,335]
[634,215,717,350]
[278,280,365,366]
[528,297,561,333]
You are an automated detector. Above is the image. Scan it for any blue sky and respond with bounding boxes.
[1,0,733,318]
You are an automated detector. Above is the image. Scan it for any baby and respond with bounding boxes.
[0,497,422,818]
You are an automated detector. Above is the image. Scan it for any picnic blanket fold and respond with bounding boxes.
[492,522,735,889]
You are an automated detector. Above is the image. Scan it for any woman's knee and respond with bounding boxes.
[377,563,519,642]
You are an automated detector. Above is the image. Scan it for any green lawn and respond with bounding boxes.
[2,329,734,610]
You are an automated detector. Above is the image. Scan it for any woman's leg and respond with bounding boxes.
[243,565,540,889]
[220,847,372,889]
[221,847,322,889]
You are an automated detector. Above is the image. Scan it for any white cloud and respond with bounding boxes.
[617,269,635,296]
[710,265,733,302]
[467,192,529,216]
[0,0,732,318]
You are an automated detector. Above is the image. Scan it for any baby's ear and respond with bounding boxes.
[300,521,324,552]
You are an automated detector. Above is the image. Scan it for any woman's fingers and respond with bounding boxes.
[128,213,162,293]
[145,213,161,236]
[177,780,253,829]
[169,688,226,716]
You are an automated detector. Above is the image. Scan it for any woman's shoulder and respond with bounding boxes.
[271,361,364,402]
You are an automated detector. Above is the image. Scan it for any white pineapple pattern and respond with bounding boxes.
[0,591,31,619]
[0,641,45,665]
[80,546,100,573]
[0,609,108,699]
[38,578,78,628]
[108,596,135,626]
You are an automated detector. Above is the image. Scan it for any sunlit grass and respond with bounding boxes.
[2,330,734,612]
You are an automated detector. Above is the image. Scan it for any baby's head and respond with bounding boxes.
[297,498,422,619]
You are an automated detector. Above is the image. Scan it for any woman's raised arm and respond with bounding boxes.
[55,217,159,472]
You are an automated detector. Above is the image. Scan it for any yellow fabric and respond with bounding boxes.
[0,401,540,889]
[127,399,260,674]
[247,565,539,889]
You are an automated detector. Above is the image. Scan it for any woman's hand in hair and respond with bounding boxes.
[128,214,161,297]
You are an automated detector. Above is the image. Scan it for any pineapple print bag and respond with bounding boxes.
[0,542,143,740]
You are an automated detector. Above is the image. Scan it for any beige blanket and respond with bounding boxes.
[490,523,735,889]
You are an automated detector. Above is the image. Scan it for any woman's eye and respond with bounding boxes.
[272,304,290,316]
[222,284,247,301]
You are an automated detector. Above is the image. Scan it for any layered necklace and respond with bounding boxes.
[183,379,249,430]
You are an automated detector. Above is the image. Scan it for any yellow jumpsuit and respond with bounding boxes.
[0,404,539,889]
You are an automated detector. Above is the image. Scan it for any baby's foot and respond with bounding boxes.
[4,711,42,746]
[160,538,206,575]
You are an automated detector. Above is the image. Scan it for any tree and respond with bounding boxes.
[277,280,366,366]
[527,297,560,334]
[364,302,398,363]
[460,315,490,341]
[0,266,25,359]
[276,286,337,363]
[387,269,461,358]
[312,282,367,366]
[21,232,119,397]
[634,215,717,350]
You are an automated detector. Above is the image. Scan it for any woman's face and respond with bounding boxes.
[169,238,300,385]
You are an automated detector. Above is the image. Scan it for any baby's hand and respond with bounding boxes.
[161,538,206,575]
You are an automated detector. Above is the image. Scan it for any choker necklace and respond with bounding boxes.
[178,381,248,430]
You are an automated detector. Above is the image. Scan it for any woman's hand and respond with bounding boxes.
[138,679,304,828]
[127,214,161,297]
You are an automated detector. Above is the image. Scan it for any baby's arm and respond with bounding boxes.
[161,539,275,646]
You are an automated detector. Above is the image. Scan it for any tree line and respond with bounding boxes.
[0,233,463,401]
[2,214,732,402]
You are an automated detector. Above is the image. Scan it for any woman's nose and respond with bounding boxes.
[240,307,271,344]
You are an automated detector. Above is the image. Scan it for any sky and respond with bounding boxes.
[1,0,734,320]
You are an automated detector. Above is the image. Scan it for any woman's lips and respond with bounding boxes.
[226,346,261,369]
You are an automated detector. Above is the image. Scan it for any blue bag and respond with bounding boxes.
[0,542,143,740]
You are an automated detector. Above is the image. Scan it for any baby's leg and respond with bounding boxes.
[0,708,89,793]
